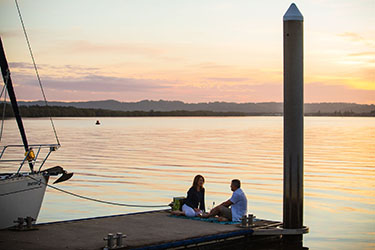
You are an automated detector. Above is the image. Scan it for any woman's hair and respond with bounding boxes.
[192,175,205,189]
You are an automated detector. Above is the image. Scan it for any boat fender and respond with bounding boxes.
[25,149,35,161]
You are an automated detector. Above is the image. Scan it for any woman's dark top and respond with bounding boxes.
[185,186,205,211]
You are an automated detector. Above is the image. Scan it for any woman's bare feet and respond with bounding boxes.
[171,210,185,216]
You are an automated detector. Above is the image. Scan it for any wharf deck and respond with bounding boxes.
[0,210,306,250]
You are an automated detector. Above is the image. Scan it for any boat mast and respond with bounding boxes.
[0,37,34,172]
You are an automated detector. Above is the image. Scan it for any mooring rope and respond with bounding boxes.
[15,0,60,146]
[27,175,169,208]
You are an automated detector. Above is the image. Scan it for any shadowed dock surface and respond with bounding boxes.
[0,210,285,250]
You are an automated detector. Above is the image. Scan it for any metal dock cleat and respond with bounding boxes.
[103,232,127,250]
[240,214,255,228]
[12,216,36,231]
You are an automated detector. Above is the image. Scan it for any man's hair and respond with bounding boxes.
[231,179,241,188]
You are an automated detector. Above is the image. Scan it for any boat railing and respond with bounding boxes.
[0,144,60,173]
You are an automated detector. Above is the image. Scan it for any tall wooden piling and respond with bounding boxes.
[283,2,304,241]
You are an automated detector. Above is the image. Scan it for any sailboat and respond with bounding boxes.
[0,37,72,229]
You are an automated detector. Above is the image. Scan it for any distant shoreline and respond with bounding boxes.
[17,100,375,114]
[4,104,375,117]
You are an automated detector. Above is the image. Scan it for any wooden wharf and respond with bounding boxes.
[0,210,307,250]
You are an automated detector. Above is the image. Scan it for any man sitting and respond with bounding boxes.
[202,179,247,222]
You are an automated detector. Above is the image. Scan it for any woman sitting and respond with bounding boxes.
[172,175,205,217]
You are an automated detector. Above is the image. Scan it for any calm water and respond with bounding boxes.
[1,117,374,249]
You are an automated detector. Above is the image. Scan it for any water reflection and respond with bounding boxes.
[1,117,374,249]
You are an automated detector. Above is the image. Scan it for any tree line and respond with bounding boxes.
[3,104,252,117]
[2,104,374,117]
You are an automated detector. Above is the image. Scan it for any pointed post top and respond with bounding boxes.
[283,3,303,21]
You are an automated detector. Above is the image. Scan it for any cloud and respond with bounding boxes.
[52,64,100,72]
[12,73,171,94]
[205,77,250,82]
[189,62,234,70]
[359,68,375,82]
[348,51,375,57]
[163,82,282,103]
[346,51,375,64]
[305,82,375,104]
[338,32,375,48]
[10,61,99,72]
[64,40,166,58]
[9,62,37,70]
[9,69,283,102]
[338,32,365,42]
[9,62,101,78]
[7,67,374,104]
[0,30,22,38]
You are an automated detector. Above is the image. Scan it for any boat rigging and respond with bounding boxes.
[0,0,72,230]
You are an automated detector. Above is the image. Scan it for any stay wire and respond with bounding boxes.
[14,1,168,210]
[0,72,9,143]
[0,89,7,143]
[15,0,60,146]
[0,81,6,98]
[27,175,169,208]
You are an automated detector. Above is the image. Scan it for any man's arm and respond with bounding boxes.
[201,199,233,218]
[220,199,233,208]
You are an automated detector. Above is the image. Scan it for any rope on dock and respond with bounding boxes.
[27,175,169,208]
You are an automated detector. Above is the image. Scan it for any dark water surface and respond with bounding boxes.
[1,117,374,249]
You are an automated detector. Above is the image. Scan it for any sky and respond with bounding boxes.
[0,0,374,104]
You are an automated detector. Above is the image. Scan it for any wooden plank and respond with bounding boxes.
[0,210,303,249]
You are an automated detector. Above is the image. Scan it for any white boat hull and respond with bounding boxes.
[0,173,49,229]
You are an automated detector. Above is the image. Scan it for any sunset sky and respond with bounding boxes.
[0,0,374,104]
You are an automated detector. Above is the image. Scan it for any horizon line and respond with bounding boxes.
[17,99,375,106]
